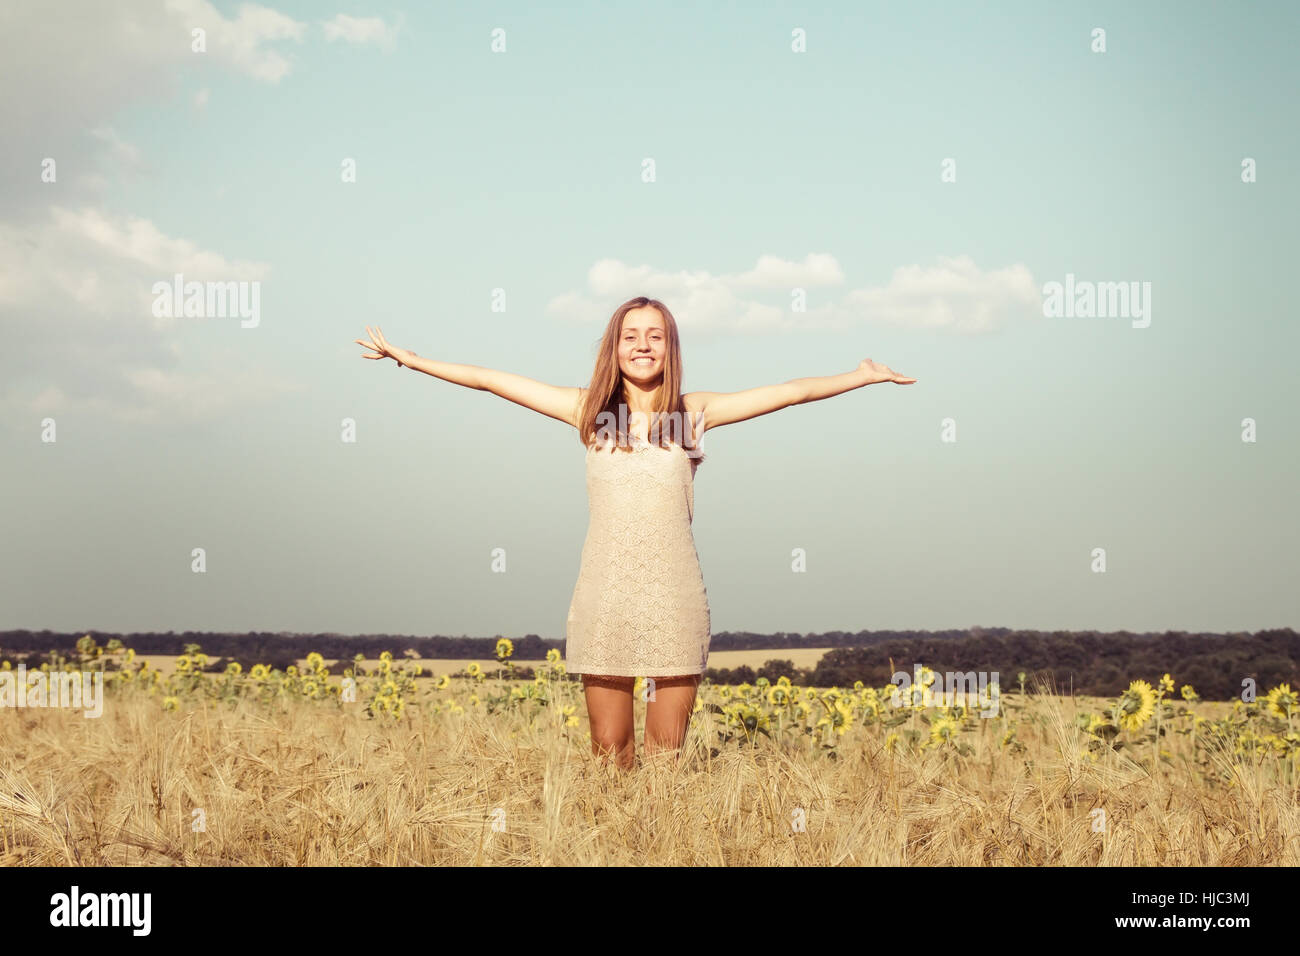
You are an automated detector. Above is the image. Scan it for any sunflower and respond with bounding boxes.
[1180,684,1199,702]
[1264,683,1298,720]
[495,638,514,660]
[815,699,855,736]
[1116,680,1156,732]
[905,682,930,710]
[306,652,325,670]
[729,703,770,734]
[161,695,180,711]
[225,661,242,676]
[249,663,270,681]
[768,686,790,707]
[1159,673,1175,697]
[466,662,482,678]
[175,656,191,673]
[562,704,579,727]
[929,715,961,745]
[546,648,561,665]
[436,674,451,690]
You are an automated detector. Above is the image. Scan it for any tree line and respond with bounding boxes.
[1,627,1294,700]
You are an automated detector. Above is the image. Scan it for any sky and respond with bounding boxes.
[1,0,1297,640]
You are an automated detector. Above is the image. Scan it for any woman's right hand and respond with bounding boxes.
[356,326,414,368]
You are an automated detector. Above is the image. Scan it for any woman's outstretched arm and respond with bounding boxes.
[355,325,584,427]
[688,358,915,434]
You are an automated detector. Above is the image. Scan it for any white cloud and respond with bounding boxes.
[0,206,295,423]
[0,2,313,424]
[546,254,1039,334]
[844,256,1040,333]
[49,206,269,277]
[731,253,846,288]
[88,127,142,169]
[0,1,307,219]
[16,364,301,426]
[321,13,400,50]
[169,0,307,82]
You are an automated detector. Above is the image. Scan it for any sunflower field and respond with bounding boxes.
[0,634,1296,865]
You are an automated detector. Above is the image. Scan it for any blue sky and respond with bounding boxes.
[2,0,1297,639]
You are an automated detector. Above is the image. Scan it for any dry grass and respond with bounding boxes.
[0,684,1294,866]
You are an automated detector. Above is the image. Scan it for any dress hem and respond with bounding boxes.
[568,666,707,678]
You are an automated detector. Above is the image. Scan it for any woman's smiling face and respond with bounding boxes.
[617,305,666,384]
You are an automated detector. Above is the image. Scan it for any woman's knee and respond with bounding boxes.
[591,729,634,758]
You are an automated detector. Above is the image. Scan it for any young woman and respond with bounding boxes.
[356,295,915,769]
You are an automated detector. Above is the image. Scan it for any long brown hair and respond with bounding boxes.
[575,296,704,463]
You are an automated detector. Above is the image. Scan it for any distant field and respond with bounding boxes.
[126,648,837,677]
[704,648,832,670]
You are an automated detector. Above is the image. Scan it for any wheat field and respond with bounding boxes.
[0,641,1296,866]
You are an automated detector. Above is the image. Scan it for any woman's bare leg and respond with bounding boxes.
[644,674,700,758]
[582,674,635,770]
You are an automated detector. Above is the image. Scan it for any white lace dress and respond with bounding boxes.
[564,433,711,677]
